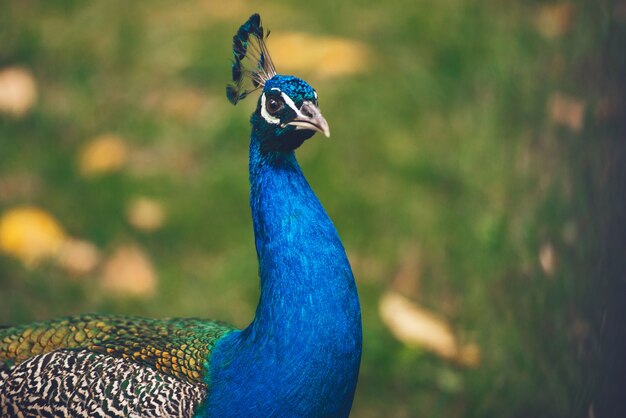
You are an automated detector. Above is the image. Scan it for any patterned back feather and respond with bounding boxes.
[226,13,277,105]
[0,315,236,416]
[1,350,204,417]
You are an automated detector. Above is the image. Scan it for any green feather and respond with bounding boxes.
[0,314,235,383]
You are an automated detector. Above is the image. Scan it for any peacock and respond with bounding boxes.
[0,13,362,418]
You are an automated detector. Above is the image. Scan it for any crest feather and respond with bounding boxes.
[227,14,277,105]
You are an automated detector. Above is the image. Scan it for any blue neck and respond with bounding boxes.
[202,135,362,417]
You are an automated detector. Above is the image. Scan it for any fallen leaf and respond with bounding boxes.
[101,245,157,297]
[126,197,166,232]
[0,207,66,266]
[535,3,576,39]
[56,239,101,276]
[0,67,38,117]
[379,291,480,367]
[268,33,371,78]
[548,92,586,132]
[539,242,558,276]
[79,134,129,176]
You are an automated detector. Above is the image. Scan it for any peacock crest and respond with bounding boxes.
[226,13,277,105]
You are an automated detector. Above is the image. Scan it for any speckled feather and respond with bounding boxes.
[0,315,235,416]
[0,315,235,383]
[1,350,205,417]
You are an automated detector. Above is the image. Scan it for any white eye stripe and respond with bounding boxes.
[279,92,301,116]
[260,93,280,124]
[271,87,307,118]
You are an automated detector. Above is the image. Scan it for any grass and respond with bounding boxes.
[1,1,624,417]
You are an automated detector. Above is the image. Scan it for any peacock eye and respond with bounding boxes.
[266,97,283,115]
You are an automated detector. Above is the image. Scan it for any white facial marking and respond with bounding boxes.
[263,87,318,129]
[277,92,309,128]
[260,93,280,125]
[279,92,301,116]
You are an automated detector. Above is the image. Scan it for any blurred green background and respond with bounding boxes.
[1,1,625,417]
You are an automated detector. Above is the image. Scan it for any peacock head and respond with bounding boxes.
[226,14,329,152]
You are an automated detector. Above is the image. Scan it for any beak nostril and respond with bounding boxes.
[287,100,330,137]
[300,101,319,119]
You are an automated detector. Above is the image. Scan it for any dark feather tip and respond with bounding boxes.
[231,61,242,83]
[236,26,250,44]
[226,85,239,105]
[233,36,246,60]
[247,13,261,34]
[226,13,275,105]
[238,14,263,41]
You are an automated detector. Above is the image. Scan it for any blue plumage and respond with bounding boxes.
[203,141,361,416]
[200,13,362,418]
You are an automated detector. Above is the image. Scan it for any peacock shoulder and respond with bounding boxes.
[0,314,236,384]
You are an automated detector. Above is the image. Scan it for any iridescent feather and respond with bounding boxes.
[226,13,277,105]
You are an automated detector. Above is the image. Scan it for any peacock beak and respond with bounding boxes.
[285,101,330,138]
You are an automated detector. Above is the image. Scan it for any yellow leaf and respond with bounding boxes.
[56,239,101,276]
[0,67,38,117]
[0,207,66,266]
[126,197,166,232]
[535,4,576,39]
[379,291,480,367]
[101,245,157,297]
[268,33,371,78]
[539,242,558,276]
[548,92,586,132]
[79,134,129,176]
